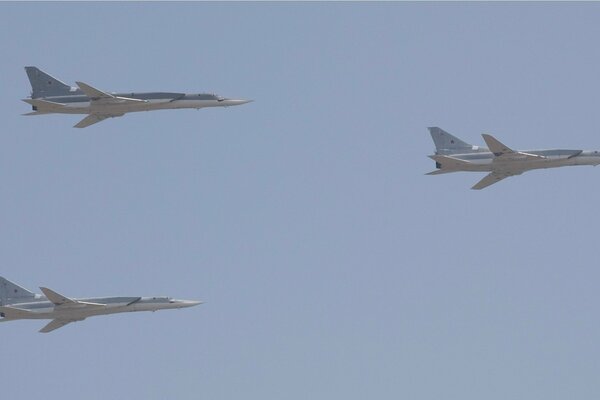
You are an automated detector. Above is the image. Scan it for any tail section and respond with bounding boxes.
[22,98,67,113]
[428,127,482,155]
[24,66,78,99]
[427,154,473,173]
[0,305,32,320]
[0,277,36,305]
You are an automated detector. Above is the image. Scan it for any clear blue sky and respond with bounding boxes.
[2,2,600,399]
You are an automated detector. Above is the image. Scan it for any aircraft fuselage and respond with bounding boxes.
[22,66,251,127]
[445,149,600,173]
[2,296,201,320]
[30,92,250,114]
[427,127,600,189]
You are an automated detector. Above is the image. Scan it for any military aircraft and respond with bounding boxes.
[427,127,600,189]
[22,66,252,128]
[0,277,201,333]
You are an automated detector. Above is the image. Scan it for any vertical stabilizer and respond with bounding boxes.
[24,66,78,98]
[0,277,36,305]
[428,127,481,155]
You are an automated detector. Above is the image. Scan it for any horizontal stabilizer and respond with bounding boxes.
[0,305,32,319]
[40,287,77,306]
[22,111,49,116]
[426,169,456,175]
[22,98,66,112]
[429,154,472,169]
[39,318,85,333]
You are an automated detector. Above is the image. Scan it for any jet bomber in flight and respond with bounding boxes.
[0,277,201,333]
[22,66,251,128]
[427,127,600,189]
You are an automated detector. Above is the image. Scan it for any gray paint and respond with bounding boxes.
[23,66,251,127]
[427,127,600,189]
[25,66,80,98]
[0,277,201,333]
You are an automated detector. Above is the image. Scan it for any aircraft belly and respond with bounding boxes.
[90,104,145,113]
[513,158,576,170]
[90,101,175,113]
[467,160,493,169]
[35,102,90,114]
[452,159,492,172]
[50,306,127,319]
[464,164,492,172]
[63,101,91,109]
[169,100,220,109]
[491,158,552,172]
[34,101,152,114]
[18,310,59,320]
[488,157,591,174]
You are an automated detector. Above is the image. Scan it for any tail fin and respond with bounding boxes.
[428,127,479,155]
[25,66,77,99]
[0,277,36,305]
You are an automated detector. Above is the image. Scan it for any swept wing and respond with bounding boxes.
[471,171,522,190]
[482,134,546,161]
[40,287,106,308]
[75,81,115,99]
[39,318,85,333]
[76,81,148,105]
[40,287,78,305]
[73,81,142,128]
[74,113,123,128]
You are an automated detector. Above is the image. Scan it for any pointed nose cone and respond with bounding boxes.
[222,99,253,107]
[181,300,203,308]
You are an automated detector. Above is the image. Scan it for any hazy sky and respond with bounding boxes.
[2,2,600,399]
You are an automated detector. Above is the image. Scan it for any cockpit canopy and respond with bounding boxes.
[149,296,173,303]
